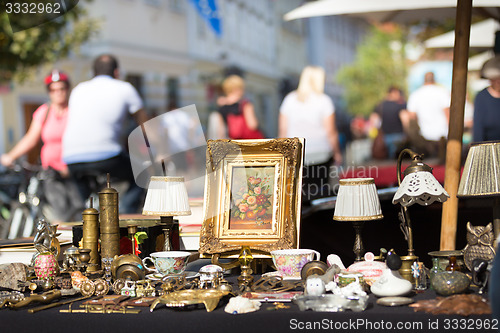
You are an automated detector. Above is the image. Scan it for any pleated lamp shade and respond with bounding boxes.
[458,141,500,198]
[142,176,191,216]
[333,178,383,221]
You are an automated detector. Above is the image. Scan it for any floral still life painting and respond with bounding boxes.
[229,166,275,230]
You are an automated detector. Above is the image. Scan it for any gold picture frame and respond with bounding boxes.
[199,138,304,256]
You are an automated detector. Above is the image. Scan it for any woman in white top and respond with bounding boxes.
[279,66,342,201]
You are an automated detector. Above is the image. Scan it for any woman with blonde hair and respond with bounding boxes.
[216,75,263,139]
[279,66,342,202]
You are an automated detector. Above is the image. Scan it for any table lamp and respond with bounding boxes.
[458,141,500,239]
[392,148,449,281]
[333,178,383,262]
[142,176,191,251]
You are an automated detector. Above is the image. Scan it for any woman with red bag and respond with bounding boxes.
[217,75,264,140]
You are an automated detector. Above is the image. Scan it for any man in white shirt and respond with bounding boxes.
[407,72,450,160]
[63,54,148,213]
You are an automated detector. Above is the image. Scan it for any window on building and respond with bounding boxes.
[125,74,144,97]
[166,77,179,110]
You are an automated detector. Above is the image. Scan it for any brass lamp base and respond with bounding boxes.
[399,255,418,284]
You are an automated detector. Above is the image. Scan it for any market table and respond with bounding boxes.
[0,274,494,333]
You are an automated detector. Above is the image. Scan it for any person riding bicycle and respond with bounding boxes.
[0,70,83,222]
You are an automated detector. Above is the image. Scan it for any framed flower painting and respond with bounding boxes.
[199,138,304,256]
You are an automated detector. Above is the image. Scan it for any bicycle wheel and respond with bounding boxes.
[0,203,11,240]
[5,202,40,240]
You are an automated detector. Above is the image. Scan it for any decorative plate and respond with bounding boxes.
[376,296,414,307]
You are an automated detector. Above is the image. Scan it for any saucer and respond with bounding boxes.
[146,271,200,281]
[376,296,414,307]
[262,271,302,281]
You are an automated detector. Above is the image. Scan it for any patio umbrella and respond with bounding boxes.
[284,0,500,23]
[425,18,499,49]
[284,0,500,251]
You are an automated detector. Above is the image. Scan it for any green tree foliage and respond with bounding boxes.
[337,26,407,117]
[0,0,99,83]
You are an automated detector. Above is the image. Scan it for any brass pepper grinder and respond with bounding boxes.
[238,246,254,291]
[82,198,100,271]
[99,174,120,260]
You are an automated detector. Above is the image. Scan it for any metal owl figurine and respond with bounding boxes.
[463,222,496,271]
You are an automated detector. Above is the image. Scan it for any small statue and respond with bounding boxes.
[31,220,60,266]
[33,220,60,255]
[370,250,412,297]
[304,264,341,296]
[472,258,492,294]
[463,222,495,271]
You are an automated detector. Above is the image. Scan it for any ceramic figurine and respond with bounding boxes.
[304,264,341,296]
[33,252,59,281]
[347,252,387,286]
[326,254,346,270]
[305,276,326,296]
[371,250,412,297]
[224,296,261,314]
[463,222,496,271]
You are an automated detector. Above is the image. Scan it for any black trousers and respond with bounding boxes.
[67,153,145,214]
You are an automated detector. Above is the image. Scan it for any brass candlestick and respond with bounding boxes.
[237,246,254,291]
[160,216,180,251]
[127,225,138,256]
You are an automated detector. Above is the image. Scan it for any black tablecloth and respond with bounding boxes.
[1,278,495,333]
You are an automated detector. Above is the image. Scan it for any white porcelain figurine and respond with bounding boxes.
[371,250,412,297]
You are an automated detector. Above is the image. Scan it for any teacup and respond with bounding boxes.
[142,251,191,276]
[270,249,320,279]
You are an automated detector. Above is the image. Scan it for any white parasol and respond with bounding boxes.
[284,0,500,251]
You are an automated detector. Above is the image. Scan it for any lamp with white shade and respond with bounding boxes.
[142,176,191,251]
[333,178,383,262]
[392,148,449,282]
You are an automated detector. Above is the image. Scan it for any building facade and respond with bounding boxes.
[1,0,367,158]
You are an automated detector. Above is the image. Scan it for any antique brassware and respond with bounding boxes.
[135,280,155,297]
[463,222,496,271]
[198,264,224,289]
[62,246,80,272]
[82,200,100,271]
[99,175,120,259]
[111,254,146,281]
[80,280,96,297]
[150,289,230,312]
[428,250,465,271]
[300,261,328,281]
[113,279,126,294]
[237,246,253,289]
[94,278,109,296]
